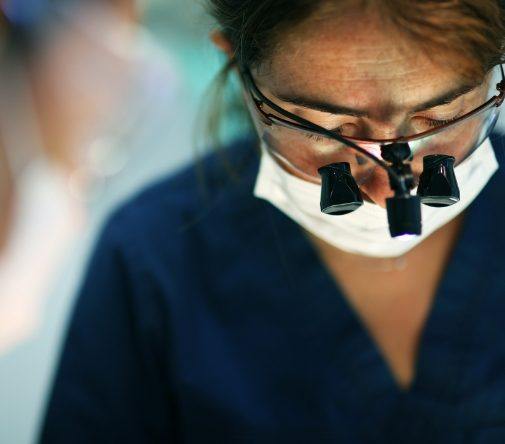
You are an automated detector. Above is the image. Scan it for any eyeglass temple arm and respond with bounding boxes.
[496,64,505,104]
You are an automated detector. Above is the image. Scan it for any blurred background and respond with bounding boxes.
[1,1,505,443]
[0,1,243,443]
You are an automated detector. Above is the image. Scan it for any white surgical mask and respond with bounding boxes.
[253,138,499,258]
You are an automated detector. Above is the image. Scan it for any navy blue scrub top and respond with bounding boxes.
[41,134,505,443]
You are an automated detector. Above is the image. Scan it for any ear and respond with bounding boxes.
[211,30,234,58]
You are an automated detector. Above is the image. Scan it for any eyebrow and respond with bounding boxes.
[412,84,477,112]
[272,83,478,117]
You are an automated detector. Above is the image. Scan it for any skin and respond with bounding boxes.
[213,5,488,389]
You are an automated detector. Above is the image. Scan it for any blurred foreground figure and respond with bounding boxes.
[0,0,178,442]
[0,0,176,354]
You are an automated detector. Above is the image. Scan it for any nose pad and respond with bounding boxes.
[417,155,460,207]
[318,162,363,215]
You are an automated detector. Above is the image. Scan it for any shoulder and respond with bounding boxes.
[119,134,257,209]
[98,135,265,272]
[490,131,505,163]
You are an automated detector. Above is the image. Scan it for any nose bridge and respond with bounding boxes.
[360,100,408,138]
[359,165,395,208]
[366,115,407,140]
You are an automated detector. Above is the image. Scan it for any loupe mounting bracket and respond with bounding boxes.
[380,142,416,197]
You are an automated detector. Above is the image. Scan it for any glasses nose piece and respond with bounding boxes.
[380,142,413,163]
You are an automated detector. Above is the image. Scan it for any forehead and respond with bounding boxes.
[258,6,467,109]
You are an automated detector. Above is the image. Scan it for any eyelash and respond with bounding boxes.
[303,132,335,143]
[301,114,463,141]
[424,114,461,128]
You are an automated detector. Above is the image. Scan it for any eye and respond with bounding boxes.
[425,117,460,128]
[411,113,462,132]
[303,132,329,143]
[302,123,359,142]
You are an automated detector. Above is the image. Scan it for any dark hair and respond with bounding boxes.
[209,0,320,69]
[209,0,505,76]
[202,0,322,159]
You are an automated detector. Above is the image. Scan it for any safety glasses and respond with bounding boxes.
[241,65,505,184]
[240,64,505,237]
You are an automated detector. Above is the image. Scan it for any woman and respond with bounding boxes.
[41,0,505,442]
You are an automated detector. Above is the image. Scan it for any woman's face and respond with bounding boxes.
[250,7,491,207]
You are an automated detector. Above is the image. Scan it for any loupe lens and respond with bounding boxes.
[418,155,460,207]
[318,162,363,215]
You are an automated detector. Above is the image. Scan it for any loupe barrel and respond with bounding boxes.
[418,155,460,207]
[318,162,363,215]
[386,195,422,237]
